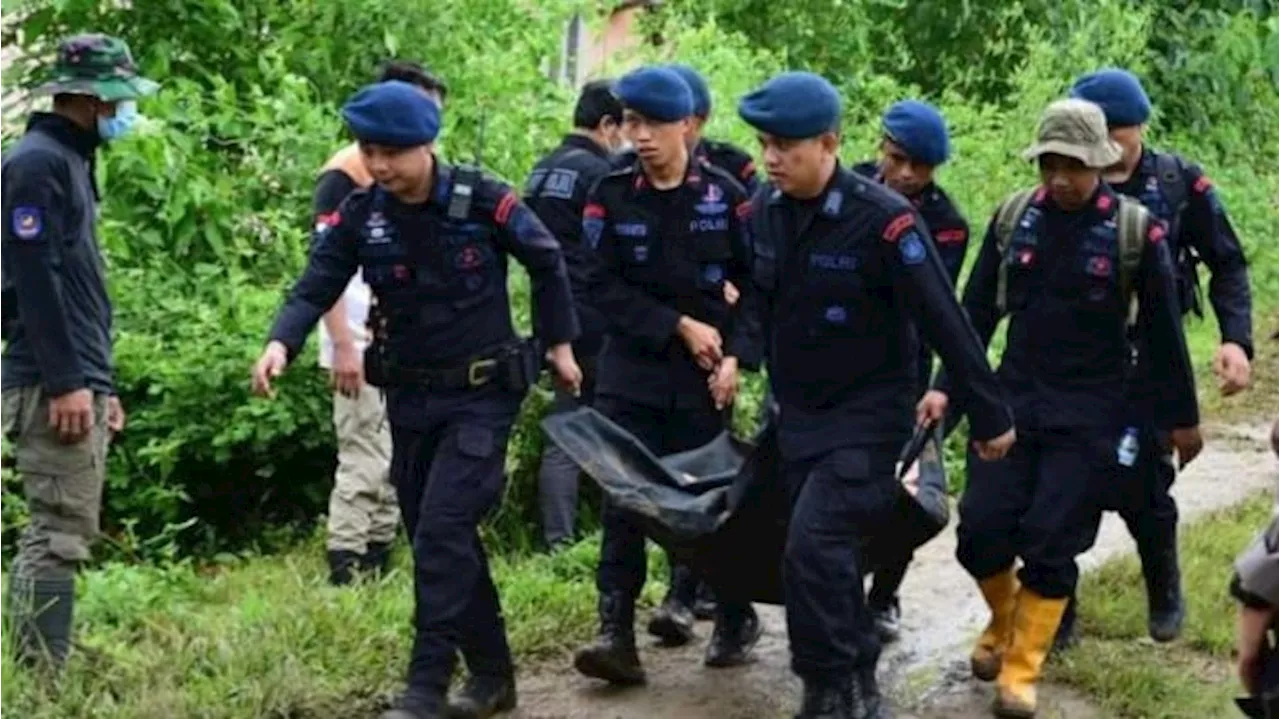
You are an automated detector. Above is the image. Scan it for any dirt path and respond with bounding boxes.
[514,421,1277,719]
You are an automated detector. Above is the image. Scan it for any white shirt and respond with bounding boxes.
[317,270,372,369]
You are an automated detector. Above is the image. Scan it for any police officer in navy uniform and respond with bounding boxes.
[667,64,761,197]
[933,99,1200,719]
[251,81,582,719]
[851,99,970,642]
[572,66,765,686]
[738,72,1015,719]
[1062,68,1253,646]
[525,80,627,551]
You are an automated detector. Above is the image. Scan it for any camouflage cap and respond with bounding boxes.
[1021,98,1121,169]
[33,33,159,102]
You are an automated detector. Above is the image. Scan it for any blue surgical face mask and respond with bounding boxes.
[97,100,139,141]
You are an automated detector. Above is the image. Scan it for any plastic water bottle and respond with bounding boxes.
[1117,426,1140,467]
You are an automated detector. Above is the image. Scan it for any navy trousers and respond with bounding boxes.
[956,428,1111,598]
[389,388,523,697]
[783,444,900,681]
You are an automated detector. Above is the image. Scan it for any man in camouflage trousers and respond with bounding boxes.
[2,33,158,669]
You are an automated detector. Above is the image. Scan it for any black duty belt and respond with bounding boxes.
[383,342,538,391]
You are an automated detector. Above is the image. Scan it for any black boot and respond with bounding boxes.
[1141,541,1184,642]
[868,598,901,644]
[795,678,854,719]
[328,549,363,586]
[445,674,517,719]
[574,592,646,685]
[380,690,444,719]
[647,564,696,646]
[704,603,762,667]
[693,580,718,621]
[1052,594,1078,655]
[6,575,75,669]
[362,541,394,577]
[852,661,890,719]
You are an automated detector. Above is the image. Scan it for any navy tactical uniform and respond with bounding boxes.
[612,138,759,197]
[1069,67,1253,644]
[524,132,615,548]
[265,81,579,719]
[740,72,1011,719]
[572,66,765,685]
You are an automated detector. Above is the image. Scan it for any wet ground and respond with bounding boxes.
[513,421,1277,719]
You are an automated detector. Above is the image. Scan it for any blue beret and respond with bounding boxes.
[615,66,693,122]
[668,64,711,117]
[738,72,842,139]
[882,99,950,166]
[1069,68,1151,128]
[341,80,441,147]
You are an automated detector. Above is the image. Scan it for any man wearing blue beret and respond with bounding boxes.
[851,98,971,644]
[739,71,1014,719]
[573,65,765,685]
[1061,67,1253,649]
[252,79,584,719]
[669,63,761,198]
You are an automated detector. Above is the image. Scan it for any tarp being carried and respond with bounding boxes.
[542,407,950,605]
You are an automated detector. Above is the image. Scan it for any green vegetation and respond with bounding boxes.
[1,0,1276,714]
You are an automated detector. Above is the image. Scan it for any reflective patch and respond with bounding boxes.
[809,253,858,271]
[689,217,728,232]
[583,218,604,249]
[615,222,648,238]
[899,231,926,265]
[1086,255,1113,277]
[632,244,650,262]
[824,305,848,324]
[11,206,42,240]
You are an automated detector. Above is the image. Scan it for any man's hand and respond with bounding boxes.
[106,395,126,434]
[49,388,94,444]
[677,316,723,371]
[898,459,922,497]
[1170,426,1204,468]
[330,341,364,399]
[252,341,290,398]
[1214,342,1251,396]
[974,428,1016,461]
[708,356,740,410]
[723,281,740,307]
[546,343,583,397]
[915,390,949,427]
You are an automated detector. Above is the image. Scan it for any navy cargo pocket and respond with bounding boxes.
[456,424,495,459]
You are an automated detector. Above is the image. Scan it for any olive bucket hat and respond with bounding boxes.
[1021,98,1122,169]
[32,33,159,102]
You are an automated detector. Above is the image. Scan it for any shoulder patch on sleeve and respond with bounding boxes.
[584,202,606,219]
[882,212,915,243]
[1147,220,1168,244]
[935,228,967,244]
[1192,175,1212,195]
[899,230,927,265]
[494,191,518,226]
[315,211,341,232]
[11,206,44,241]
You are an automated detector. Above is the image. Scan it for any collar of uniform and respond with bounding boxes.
[27,111,100,161]
[632,153,704,193]
[768,162,851,218]
[563,132,610,159]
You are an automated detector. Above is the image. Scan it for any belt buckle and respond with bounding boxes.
[468,358,497,387]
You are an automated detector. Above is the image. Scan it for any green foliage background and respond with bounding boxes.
[1,0,1276,562]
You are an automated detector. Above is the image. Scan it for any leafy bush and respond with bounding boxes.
[1,0,1275,562]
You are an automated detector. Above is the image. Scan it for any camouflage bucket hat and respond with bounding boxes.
[1021,98,1122,169]
[33,33,159,102]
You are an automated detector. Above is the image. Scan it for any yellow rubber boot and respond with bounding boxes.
[993,587,1068,718]
[971,567,1019,681]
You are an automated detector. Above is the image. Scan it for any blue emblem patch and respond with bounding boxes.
[824,305,848,324]
[703,263,725,284]
[583,218,604,249]
[899,231,927,265]
[695,183,728,215]
[11,207,42,240]
[632,244,650,262]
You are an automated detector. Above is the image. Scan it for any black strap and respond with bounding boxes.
[449,164,482,220]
